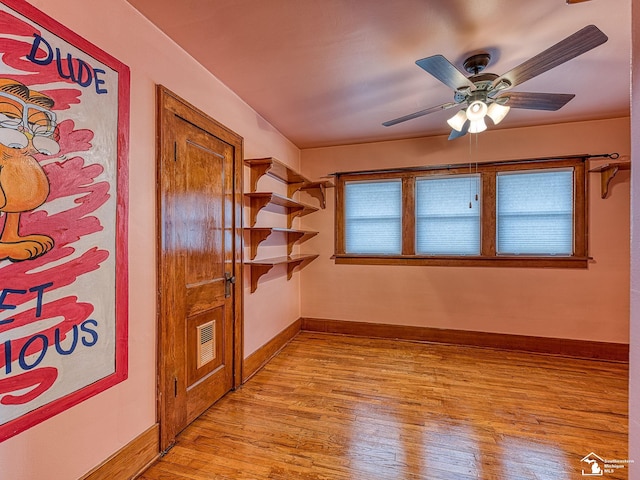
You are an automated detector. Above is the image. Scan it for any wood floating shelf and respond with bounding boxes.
[244,157,328,292]
[245,227,318,260]
[245,254,319,292]
[589,162,630,199]
[245,192,319,227]
[245,157,334,208]
[245,157,307,190]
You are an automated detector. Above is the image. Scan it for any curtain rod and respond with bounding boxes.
[328,153,619,177]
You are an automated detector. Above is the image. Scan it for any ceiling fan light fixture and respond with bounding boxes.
[493,79,512,91]
[382,25,608,141]
[447,109,468,132]
[487,102,511,125]
[466,100,488,122]
[468,117,487,134]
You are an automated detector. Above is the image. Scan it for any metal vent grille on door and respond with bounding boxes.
[196,321,216,368]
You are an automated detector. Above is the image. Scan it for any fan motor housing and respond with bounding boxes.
[454,72,497,104]
[463,53,491,74]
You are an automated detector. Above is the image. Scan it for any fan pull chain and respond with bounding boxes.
[475,134,479,202]
[469,133,473,208]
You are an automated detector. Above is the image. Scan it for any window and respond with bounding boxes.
[496,169,574,255]
[344,179,402,254]
[334,157,587,268]
[416,175,481,255]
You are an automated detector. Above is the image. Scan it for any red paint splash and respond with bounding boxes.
[0,367,57,405]
[40,89,82,111]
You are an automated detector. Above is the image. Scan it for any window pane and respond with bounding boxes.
[345,180,402,254]
[497,169,573,255]
[416,175,481,255]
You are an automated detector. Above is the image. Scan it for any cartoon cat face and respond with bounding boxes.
[0,78,59,157]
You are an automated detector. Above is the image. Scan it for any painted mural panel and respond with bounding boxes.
[0,0,129,441]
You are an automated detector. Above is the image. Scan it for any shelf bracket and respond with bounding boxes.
[287,208,304,229]
[250,264,275,293]
[248,195,273,226]
[250,164,271,192]
[286,259,306,280]
[285,231,306,256]
[249,229,274,260]
[301,182,329,209]
[589,162,630,199]
[287,182,305,198]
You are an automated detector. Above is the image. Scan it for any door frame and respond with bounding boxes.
[156,86,244,451]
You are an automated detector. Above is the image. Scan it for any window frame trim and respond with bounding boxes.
[334,157,588,268]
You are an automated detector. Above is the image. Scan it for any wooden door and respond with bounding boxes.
[157,87,243,451]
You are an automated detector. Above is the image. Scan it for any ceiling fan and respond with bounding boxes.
[382,25,608,140]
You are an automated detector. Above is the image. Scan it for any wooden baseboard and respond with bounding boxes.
[300,317,629,362]
[243,319,301,382]
[80,423,160,480]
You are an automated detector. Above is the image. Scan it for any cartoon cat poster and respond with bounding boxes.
[0,0,130,442]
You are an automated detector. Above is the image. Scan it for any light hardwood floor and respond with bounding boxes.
[140,332,629,479]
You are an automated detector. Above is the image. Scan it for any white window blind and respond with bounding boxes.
[344,180,402,254]
[415,175,481,255]
[496,169,573,255]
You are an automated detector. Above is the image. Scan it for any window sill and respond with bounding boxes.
[333,254,589,268]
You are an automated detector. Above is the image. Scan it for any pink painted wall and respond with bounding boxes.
[300,117,630,343]
[0,1,301,479]
[628,0,639,475]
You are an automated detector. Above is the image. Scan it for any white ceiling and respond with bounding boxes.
[126,0,631,149]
